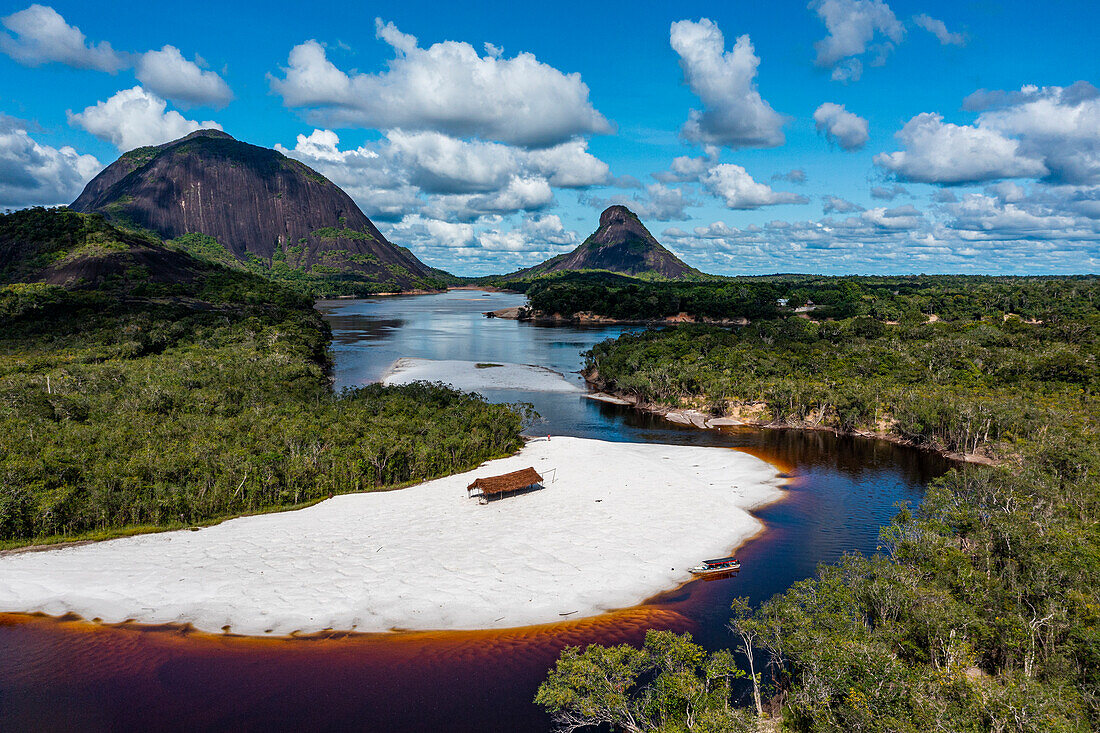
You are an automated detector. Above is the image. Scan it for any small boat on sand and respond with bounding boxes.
[688,556,741,576]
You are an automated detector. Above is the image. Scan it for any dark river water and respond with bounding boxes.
[0,290,949,732]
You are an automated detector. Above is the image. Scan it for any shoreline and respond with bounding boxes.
[448,284,515,293]
[0,513,778,643]
[323,288,443,299]
[317,286,517,303]
[0,437,787,636]
[583,383,996,466]
[0,487,782,642]
[485,306,749,327]
[380,357,581,393]
[0,603,695,648]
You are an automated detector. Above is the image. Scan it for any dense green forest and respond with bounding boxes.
[520,272,783,321]
[505,271,1100,323]
[584,318,1094,457]
[538,316,1100,731]
[169,231,457,297]
[0,209,523,547]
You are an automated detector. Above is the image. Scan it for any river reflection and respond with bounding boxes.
[0,290,950,732]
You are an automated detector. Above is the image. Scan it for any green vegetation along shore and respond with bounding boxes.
[584,318,1091,459]
[539,313,1100,731]
[499,270,1100,324]
[0,208,523,548]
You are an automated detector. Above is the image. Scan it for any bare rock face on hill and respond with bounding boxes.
[71,130,439,294]
[512,205,698,279]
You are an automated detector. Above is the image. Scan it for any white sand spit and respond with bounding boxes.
[381,357,580,392]
[0,438,784,635]
[585,392,633,405]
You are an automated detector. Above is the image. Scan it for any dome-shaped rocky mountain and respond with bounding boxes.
[510,205,698,279]
[71,130,443,295]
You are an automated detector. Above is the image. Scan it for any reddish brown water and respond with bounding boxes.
[0,294,950,731]
[0,608,690,732]
[0,428,948,732]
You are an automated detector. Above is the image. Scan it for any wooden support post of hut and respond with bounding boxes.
[467,467,544,504]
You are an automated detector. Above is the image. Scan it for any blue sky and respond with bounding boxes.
[2,0,1099,275]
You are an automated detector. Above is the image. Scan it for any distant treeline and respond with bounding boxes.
[499,271,1100,323]
[0,209,523,546]
[539,314,1100,730]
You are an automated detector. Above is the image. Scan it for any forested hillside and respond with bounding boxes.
[0,209,523,547]
[539,314,1100,731]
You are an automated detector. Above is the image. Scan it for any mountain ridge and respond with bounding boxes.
[71,130,443,295]
[509,205,699,280]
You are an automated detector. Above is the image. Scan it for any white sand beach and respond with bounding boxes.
[0,437,785,635]
[381,357,581,392]
[584,392,633,405]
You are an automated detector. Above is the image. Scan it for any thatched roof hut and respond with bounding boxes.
[467,467,544,500]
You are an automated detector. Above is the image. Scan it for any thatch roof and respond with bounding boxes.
[467,467,544,496]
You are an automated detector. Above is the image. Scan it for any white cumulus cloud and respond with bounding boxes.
[136,45,233,108]
[0,6,234,108]
[68,86,221,152]
[275,129,420,221]
[277,128,609,221]
[653,147,720,183]
[809,0,904,82]
[525,140,611,188]
[813,102,870,150]
[862,204,923,229]
[268,21,610,148]
[425,177,555,220]
[380,212,581,275]
[874,112,1047,184]
[974,83,1100,186]
[0,4,125,72]
[877,84,1100,187]
[478,214,578,252]
[943,192,1092,241]
[669,18,786,149]
[659,184,1100,275]
[628,183,695,221]
[0,117,101,207]
[518,214,577,246]
[701,164,808,209]
[385,131,521,195]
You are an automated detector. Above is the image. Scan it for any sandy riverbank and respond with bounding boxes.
[0,437,785,635]
[381,357,581,393]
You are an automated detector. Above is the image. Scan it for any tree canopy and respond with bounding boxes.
[0,209,523,547]
[541,307,1100,731]
[497,271,1100,324]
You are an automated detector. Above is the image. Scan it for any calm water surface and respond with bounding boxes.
[0,290,949,732]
